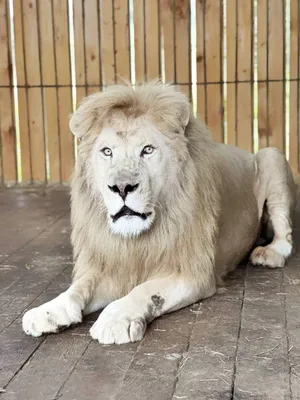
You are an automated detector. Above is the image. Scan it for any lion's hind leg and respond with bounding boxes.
[250,148,296,268]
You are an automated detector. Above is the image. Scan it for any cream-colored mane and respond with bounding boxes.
[70,83,221,296]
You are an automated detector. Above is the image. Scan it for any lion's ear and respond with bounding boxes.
[69,107,96,138]
[69,94,102,138]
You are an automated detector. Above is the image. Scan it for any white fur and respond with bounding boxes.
[22,83,296,345]
[269,239,293,258]
[90,122,178,237]
[23,292,82,337]
[90,276,204,344]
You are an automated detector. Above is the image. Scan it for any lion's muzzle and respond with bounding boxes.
[111,205,152,223]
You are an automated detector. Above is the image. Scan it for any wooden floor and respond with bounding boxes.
[1,187,300,400]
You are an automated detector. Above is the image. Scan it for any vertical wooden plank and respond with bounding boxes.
[0,89,16,185]
[57,87,73,182]
[145,0,160,80]
[160,0,175,83]
[226,0,237,146]
[43,88,60,182]
[53,0,74,183]
[17,88,31,182]
[84,0,101,92]
[206,84,222,142]
[174,0,190,99]
[234,268,290,398]
[134,0,145,82]
[101,0,116,85]
[76,88,87,109]
[268,0,284,151]
[236,0,252,152]
[205,0,222,142]
[0,0,17,185]
[227,84,236,145]
[13,0,31,183]
[237,83,252,151]
[38,0,60,182]
[73,0,86,94]
[257,0,268,149]
[196,0,206,120]
[27,88,45,182]
[22,0,46,183]
[289,0,299,173]
[114,0,130,83]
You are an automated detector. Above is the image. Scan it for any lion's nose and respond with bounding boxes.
[108,183,139,200]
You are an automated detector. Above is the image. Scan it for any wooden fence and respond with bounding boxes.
[0,0,299,185]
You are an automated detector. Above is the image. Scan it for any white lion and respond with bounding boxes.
[23,82,296,344]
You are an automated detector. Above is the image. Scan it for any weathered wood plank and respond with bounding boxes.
[268,0,284,152]
[101,0,116,85]
[236,1,252,152]
[53,0,74,183]
[145,0,160,81]
[38,0,60,182]
[257,0,268,150]
[1,332,89,400]
[114,0,130,83]
[0,266,72,391]
[0,189,69,260]
[196,0,205,119]
[55,342,136,400]
[233,267,290,399]
[115,307,203,400]
[173,295,244,399]
[226,0,237,146]
[289,0,299,173]
[160,0,175,83]
[204,0,222,142]
[0,0,17,185]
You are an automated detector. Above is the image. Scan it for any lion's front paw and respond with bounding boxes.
[90,301,146,344]
[250,246,285,268]
[22,294,82,337]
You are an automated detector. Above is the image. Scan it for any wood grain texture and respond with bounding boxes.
[0,88,17,184]
[73,0,85,88]
[174,0,190,94]
[101,0,116,85]
[57,87,73,183]
[0,0,17,184]
[16,88,31,182]
[257,0,268,150]
[160,0,175,83]
[289,0,299,172]
[267,0,284,152]
[83,0,101,87]
[204,0,222,141]
[236,1,252,152]
[133,0,145,82]
[27,87,46,183]
[233,267,289,399]
[145,0,160,80]
[114,0,130,83]
[226,83,236,146]
[1,188,300,398]
[38,0,60,182]
[196,0,205,119]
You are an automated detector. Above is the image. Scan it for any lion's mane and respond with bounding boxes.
[70,82,221,296]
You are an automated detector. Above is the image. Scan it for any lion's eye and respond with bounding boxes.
[100,147,112,157]
[141,145,155,157]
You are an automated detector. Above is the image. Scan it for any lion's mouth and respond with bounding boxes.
[111,205,152,223]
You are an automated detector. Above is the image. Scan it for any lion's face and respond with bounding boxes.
[90,118,181,237]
